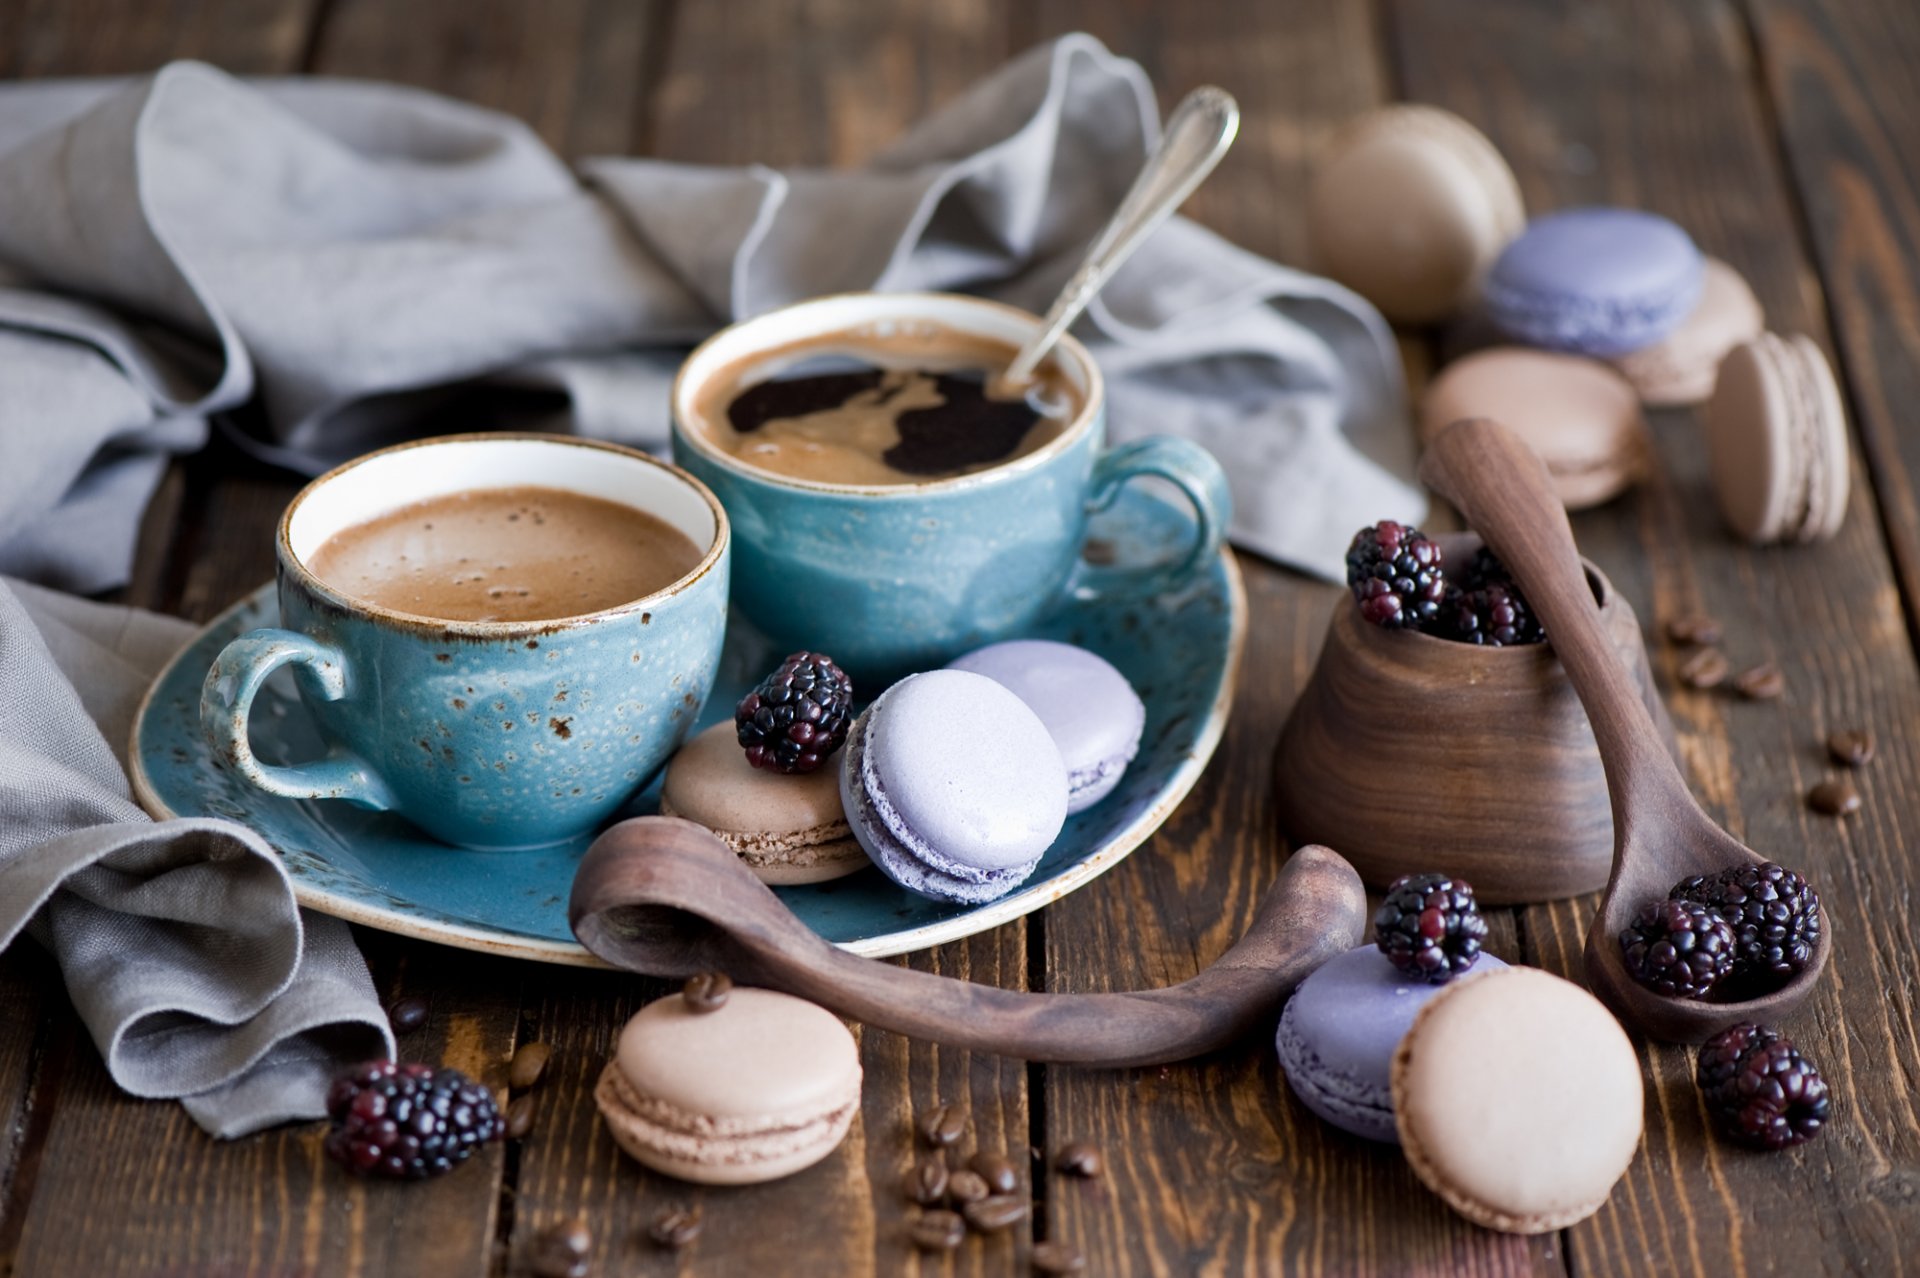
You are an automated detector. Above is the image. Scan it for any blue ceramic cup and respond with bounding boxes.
[201,435,730,851]
[670,293,1231,681]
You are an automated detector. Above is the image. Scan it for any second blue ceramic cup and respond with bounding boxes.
[670,293,1230,681]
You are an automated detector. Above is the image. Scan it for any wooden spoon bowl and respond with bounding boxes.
[1420,418,1830,1043]
[570,816,1369,1068]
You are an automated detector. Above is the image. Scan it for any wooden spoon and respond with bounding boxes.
[1419,417,1830,1043]
[570,816,1367,1068]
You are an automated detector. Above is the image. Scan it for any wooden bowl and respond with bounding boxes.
[1273,540,1673,905]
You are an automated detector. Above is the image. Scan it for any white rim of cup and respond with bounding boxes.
[670,291,1107,497]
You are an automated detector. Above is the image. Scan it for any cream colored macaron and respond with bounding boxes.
[1392,967,1643,1234]
[596,986,863,1185]
[659,723,866,884]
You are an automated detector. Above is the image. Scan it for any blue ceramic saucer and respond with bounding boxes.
[131,489,1244,966]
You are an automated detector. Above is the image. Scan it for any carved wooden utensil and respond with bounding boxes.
[1420,417,1830,1043]
[571,816,1368,1068]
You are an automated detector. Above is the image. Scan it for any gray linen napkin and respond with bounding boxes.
[0,578,393,1137]
[0,33,1419,1137]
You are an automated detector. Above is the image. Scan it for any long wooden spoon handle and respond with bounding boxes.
[571,817,1367,1069]
[1419,418,1688,824]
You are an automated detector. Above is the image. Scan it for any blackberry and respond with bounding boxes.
[1444,582,1546,647]
[1374,873,1488,983]
[1697,1023,1830,1150]
[324,1060,503,1180]
[1674,862,1821,984]
[734,651,854,774]
[1619,899,1736,999]
[1345,522,1447,630]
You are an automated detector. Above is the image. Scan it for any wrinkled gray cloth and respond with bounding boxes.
[0,33,1417,1137]
[0,578,392,1137]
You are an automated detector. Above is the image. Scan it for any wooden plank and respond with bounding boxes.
[1390,1,1920,1273]
[0,950,59,1274]
[1012,3,1557,1273]
[0,0,314,76]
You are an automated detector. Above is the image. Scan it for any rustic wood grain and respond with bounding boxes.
[0,0,314,76]
[1392,0,1920,1271]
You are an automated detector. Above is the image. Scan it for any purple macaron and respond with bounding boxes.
[840,670,1068,904]
[1483,207,1704,356]
[947,640,1145,814]
[1275,945,1508,1143]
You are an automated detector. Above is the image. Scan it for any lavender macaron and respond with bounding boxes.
[947,640,1145,814]
[840,670,1068,904]
[1276,945,1508,1143]
[1484,207,1704,356]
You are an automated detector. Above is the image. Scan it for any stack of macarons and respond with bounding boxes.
[657,639,1146,907]
[1309,104,1846,543]
[1275,873,1644,1234]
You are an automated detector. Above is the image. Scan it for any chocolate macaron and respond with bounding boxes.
[596,986,862,1185]
[1704,332,1849,545]
[660,723,865,884]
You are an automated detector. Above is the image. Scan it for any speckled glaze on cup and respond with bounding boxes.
[201,435,730,851]
[670,293,1230,682]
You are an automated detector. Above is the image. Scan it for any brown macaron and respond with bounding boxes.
[1420,347,1649,510]
[1609,257,1764,407]
[659,723,866,884]
[1704,333,1849,545]
[1393,967,1643,1234]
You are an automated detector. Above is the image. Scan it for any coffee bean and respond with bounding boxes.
[648,1204,704,1249]
[909,1209,966,1252]
[969,1151,1019,1195]
[945,1169,990,1205]
[1666,615,1724,646]
[1056,1141,1103,1177]
[1828,729,1875,768]
[505,1093,535,1140]
[1808,777,1862,816]
[963,1194,1030,1233]
[906,1158,948,1206]
[386,995,429,1034]
[1734,663,1786,700]
[527,1219,591,1278]
[1032,1240,1088,1274]
[917,1103,967,1148]
[1678,649,1730,690]
[682,971,732,1013]
[509,1041,552,1091]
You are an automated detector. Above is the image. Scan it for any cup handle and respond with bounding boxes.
[201,628,396,810]
[1075,436,1232,598]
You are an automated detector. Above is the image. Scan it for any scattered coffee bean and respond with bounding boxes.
[1032,1240,1088,1275]
[1734,663,1786,700]
[1056,1141,1103,1178]
[1678,648,1730,690]
[969,1151,1019,1195]
[527,1218,591,1278]
[648,1203,704,1250]
[917,1103,967,1148]
[1827,729,1875,768]
[1666,615,1724,646]
[682,971,732,1013]
[909,1209,967,1252]
[505,1093,535,1140]
[945,1169,990,1206]
[509,1041,552,1091]
[1808,777,1861,816]
[963,1194,1031,1233]
[906,1158,949,1206]
[386,995,429,1034]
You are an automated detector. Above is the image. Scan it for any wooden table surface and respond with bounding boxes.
[4,0,1918,1273]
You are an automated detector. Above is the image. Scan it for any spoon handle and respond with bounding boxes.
[998,86,1240,389]
[1419,418,1691,835]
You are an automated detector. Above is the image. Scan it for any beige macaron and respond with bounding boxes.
[1420,347,1649,509]
[1704,333,1850,545]
[1392,967,1643,1234]
[1609,257,1764,407]
[596,987,863,1185]
[1307,105,1525,325]
[659,723,866,884]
